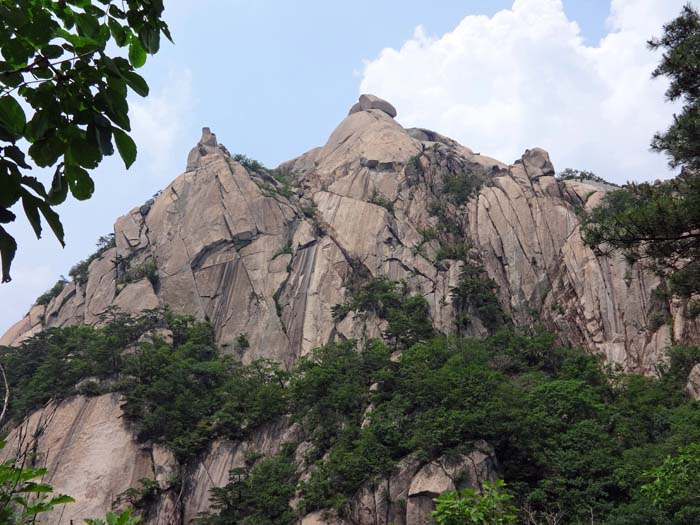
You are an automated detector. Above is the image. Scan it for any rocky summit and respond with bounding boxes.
[3,94,699,524]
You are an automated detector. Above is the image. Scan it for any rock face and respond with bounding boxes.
[1,395,168,524]
[3,94,697,522]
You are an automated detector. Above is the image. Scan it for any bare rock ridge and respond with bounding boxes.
[3,94,700,523]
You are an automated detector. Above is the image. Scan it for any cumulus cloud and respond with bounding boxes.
[360,0,697,183]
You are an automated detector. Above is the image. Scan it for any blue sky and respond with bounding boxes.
[0,0,692,334]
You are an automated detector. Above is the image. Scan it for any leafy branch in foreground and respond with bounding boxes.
[0,0,172,282]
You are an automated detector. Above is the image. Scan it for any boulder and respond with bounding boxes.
[687,363,700,400]
[358,94,398,118]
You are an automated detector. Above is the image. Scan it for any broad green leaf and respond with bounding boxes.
[47,167,68,205]
[0,95,26,136]
[107,17,126,47]
[20,482,54,493]
[26,109,51,141]
[0,208,16,224]
[92,114,114,156]
[4,145,30,168]
[37,199,65,246]
[128,39,146,68]
[68,135,101,169]
[41,44,64,59]
[139,26,160,54]
[29,135,64,167]
[21,190,43,239]
[2,38,33,68]
[65,164,95,200]
[48,494,75,505]
[74,13,100,38]
[113,128,136,169]
[122,70,149,97]
[21,176,48,198]
[0,162,21,207]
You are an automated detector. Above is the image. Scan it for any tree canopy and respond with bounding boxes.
[581,4,700,297]
[0,0,171,283]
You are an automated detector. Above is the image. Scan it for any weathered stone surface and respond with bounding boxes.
[405,443,498,525]
[359,94,398,118]
[347,443,498,525]
[687,363,700,400]
[1,395,155,524]
[183,419,301,523]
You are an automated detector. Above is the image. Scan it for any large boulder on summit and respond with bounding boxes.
[348,93,397,118]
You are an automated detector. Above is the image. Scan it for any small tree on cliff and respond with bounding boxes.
[581,4,700,297]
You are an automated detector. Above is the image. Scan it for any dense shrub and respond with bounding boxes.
[195,446,298,525]
[117,257,159,287]
[68,233,116,286]
[451,262,506,333]
[331,278,434,349]
[35,277,68,306]
[0,311,287,463]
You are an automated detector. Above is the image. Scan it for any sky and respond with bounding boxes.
[0,0,696,335]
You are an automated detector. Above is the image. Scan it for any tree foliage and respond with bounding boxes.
[581,4,700,297]
[649,4,700,171]
[432,480,518,525]
[0,0,171,282]
[640,443,700,523]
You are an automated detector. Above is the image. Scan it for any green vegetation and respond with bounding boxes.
[0,311,287,463]
[233,154,299,199]
[442,168,484,206]
[432,480,517,525]
[686,299,700,319]
[233,153,266,173]
[582,4,700,298]
[117,257,159,287]
[640,443,700,523]
[368,190,395,214]
[5,310,700,523]
[35,277,68,306]
[195,446,298,525]
[269,168,298,199]
[0,442,75,523]
[115,478,160,510]
[272,243,293,260]
[69,234,116,286]
[291,334,700,523]
[0,0,170,283]
[648,5,700,172]
[557,168,616,186]
[451,262,506,334]
[331,277,435,349]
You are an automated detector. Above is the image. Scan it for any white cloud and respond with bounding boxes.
[360,0,697,183]
[130,67,194,177]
